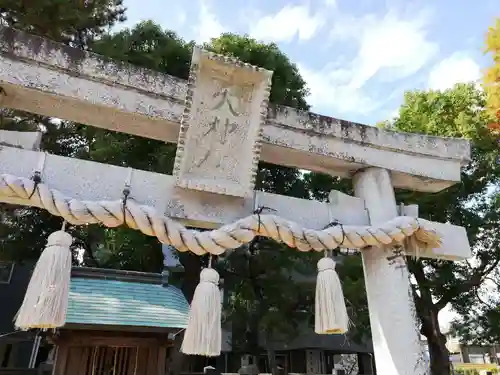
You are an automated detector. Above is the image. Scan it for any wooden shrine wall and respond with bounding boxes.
[52,330,170,375]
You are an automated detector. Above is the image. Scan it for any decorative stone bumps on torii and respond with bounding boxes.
[0,25,474,375]
[0,26,472,261]
[0,26,469,194]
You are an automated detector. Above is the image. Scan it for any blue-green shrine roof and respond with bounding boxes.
[65,267,189,329]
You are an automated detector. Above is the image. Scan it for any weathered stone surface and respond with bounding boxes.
[0,26,470,193]
[0,27,475,375]
[0,129,41,150]
[0,27,476,375]
[401,204,470,261]
[173,47,272,197]
[0,145,471,260]
[0,144,363,230]
[353,167,428,375]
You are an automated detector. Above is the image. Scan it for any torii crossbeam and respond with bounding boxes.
[0,27,471,375]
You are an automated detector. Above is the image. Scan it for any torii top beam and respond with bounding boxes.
[0,27,473,375]
[0,27,470,193]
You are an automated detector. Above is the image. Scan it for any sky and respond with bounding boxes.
[118,0,498,331]
[118,0,498,126]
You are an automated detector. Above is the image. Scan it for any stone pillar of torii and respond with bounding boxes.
[0,27,472,375]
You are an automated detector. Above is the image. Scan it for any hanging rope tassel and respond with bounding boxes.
[15,222,73,330]
[181,256,221,357]
[315,254,349,335]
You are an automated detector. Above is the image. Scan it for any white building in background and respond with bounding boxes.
[421,331,500,375]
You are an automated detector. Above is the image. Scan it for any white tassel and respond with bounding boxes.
[315,256,349,334]
[15,226,73,330]
[181,266,221,356]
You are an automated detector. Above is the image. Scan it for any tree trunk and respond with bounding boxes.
[409,259,451,375]
[421,307,450,375]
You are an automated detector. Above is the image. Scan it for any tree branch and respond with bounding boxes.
[484,276,500,289]
[480,257,500,280]
[435,257,500,310]
[474,288,496,310]
[408,259,433,305]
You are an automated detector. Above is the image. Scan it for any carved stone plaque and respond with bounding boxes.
[173,47,273,198]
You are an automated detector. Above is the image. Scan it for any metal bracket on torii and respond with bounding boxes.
[0,29,472,375]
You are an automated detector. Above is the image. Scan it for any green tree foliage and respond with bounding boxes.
[0,22,189,271]
[0,0,126,47]
[451,269,500,346]
[451,197,500,347]
[381,83,500,375]
[336,253,370,342]
[88,27,370,369]
[81,22,322,296]
[221,240,317,356]
[76,21,195,277]
[0,0,127,263]
[0,14,370,372]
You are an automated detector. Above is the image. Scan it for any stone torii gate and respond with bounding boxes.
[0,27,472,375]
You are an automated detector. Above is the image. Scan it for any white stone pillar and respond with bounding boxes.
[353,168,428,375]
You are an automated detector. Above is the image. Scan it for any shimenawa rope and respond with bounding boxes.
[0,173,442,255]
[5,171,442,355]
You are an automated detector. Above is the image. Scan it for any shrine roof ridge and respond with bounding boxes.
[71,266,162,285]
[0,26,470,164]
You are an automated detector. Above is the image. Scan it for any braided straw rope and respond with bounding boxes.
[0,174,442,255]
